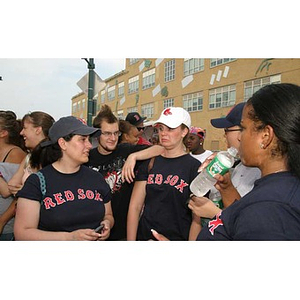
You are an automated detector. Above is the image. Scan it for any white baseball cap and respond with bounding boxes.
[154,107,191,129]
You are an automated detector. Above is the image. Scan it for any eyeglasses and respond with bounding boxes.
[100,131,121,137]
[224,128,243,133]
[137,127,145,131]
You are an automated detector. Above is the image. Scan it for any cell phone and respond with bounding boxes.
[94,224,105,233]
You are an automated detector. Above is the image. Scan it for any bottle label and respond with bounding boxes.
[206,156,230,178]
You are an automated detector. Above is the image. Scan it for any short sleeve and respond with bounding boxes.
[16,173,43,202]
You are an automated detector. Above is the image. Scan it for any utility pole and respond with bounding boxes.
[82,58,95,126]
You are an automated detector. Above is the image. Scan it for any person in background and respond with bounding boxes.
[207,102,261,208]
[86,105,163,240]
[0,111,27,240]
[8,111,55,193]
[118,120,139,145]
[127,107,202,241]
[125,112,152,145]
[184,126,213,163]
[2,112,55,236]
[14,116,113,241]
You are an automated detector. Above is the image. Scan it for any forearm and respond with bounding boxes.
[188,214,202,241]
[220,186,241,208]
[0,177,11,198]
[127,207,141,241]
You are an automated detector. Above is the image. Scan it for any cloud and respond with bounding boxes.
[0,58,125,120]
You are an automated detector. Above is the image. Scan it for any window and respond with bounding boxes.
[77,101,81,111]
[244,74,281,101]
[100,90,105,103]
[142,68,155,90]
[141,103,154,119]
[163,98,174,109]
[129,58,140,65]
[209,85,236,109]
[183,92,203,112]
[127,106,138,114]
[210,58,235,68]
[128,75,139,94]
[118,82,124,98]
[165,59,175,82]
[72,103,77,113]
[107,86,116,101]
[82,99,86,109]
[184,58,204,76]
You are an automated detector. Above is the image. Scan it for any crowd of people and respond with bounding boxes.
[1,82,300,241]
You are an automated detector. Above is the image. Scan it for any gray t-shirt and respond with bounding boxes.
[0,163,19,234]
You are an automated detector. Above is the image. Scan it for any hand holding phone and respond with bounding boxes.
[94,224,105,234]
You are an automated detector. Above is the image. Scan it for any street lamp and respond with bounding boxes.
[82,58,95,126]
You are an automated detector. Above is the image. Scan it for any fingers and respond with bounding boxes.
[151,229,169,241]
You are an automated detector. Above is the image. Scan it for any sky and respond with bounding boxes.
[0,58,125,120]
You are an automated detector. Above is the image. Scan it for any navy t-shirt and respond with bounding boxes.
[86,143,148,240]
[198,172,300,241]
[17,164,111,232]
[136,154,201,241]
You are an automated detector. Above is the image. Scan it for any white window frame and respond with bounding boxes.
[72,103,77,113]
[183,92,203,112]
[209,85,236,109]
[107,86,116,101]
[129,58,140,65]
[164,59,175,82]
[127,106,138,114]
[244,74,281,101]
[118,81,124,98]
[128,75,139,94]
[141,103,154,119]
[142,68,155,90]
[210,58,235,68]
[184,58,204,76]
[163,98,174,109]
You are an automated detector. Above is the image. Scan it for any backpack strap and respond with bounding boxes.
[35,171,46,199]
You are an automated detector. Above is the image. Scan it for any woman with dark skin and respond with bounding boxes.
[153,83,300,241]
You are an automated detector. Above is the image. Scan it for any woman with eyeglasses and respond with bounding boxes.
[14,116,114,241]
[0,111,27,240]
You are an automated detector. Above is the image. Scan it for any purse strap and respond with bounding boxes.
[35,171,46,199]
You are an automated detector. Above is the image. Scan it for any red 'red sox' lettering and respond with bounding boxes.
[148,174,188,193]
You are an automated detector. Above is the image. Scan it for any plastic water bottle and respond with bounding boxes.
[190,147,238,197]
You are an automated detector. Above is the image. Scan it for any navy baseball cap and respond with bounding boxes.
[41,116,100,147]
[125,112,147,126]
[210,102,245,128]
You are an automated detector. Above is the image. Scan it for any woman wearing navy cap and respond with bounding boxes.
[14,116,114,241]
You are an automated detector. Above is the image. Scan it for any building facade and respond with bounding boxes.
[71,58,300,151]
